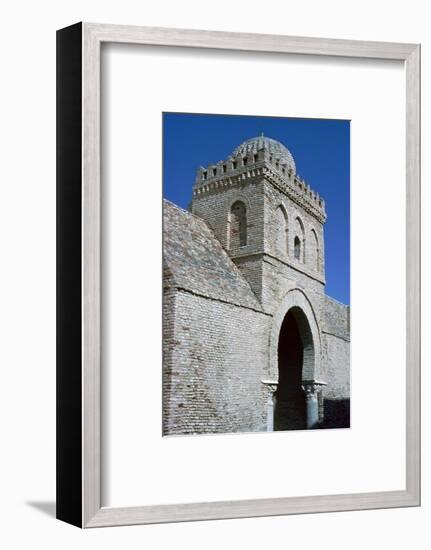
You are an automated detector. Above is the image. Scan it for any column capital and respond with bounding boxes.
[261,379,279,393]
[301,379,327,399]
[261,379,278,432]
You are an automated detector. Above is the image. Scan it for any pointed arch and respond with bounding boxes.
[275,204,289,256]
[294,216,305,263]
[228,200,247,249]
[269,288,322,382]
[311,228,321,272]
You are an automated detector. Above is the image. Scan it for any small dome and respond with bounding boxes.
[232,135,296,173]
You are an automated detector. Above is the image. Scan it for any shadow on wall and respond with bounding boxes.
[320,399,350,429]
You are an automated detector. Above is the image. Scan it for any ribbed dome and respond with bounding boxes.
[232,136,296,173]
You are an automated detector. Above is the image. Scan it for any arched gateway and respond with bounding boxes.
[264,289,326,430]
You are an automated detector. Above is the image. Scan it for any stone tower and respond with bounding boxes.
[191,135,327,315]
[190,135,335,430]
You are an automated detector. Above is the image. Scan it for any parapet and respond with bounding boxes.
[193,144,326,224]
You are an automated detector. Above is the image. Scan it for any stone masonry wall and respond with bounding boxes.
[191,178,266,258]
[320,296,350,427]
[321,296,350,399]
[230,255,263,301]
[163,288,271,435]
[322,333,350,399]
[323,295,350,341]
[263,181,325,283]
[261,255,326,317]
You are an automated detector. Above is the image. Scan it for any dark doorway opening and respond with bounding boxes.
[275,308,307,430]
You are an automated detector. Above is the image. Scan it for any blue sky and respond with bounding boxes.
[163,112,350,305]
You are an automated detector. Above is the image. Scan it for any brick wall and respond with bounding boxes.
[191,178,265,256]
[163,289,271,435]
[320,296,350,427]
[263,181,325,281]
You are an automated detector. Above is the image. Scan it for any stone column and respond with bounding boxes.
[261,380,278,432]
[302,380,327,429]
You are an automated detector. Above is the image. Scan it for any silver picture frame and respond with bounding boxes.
[56,22,420,528]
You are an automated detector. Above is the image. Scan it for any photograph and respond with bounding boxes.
[0,0,422,542]
[162,112,350,435]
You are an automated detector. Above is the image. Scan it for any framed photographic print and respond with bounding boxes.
[57,23,420,528]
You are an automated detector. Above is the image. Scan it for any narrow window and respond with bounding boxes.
[202,170,207,180]
[294,236,301,260]
[275,205,288,256]
[311,229,320,272]
[213,168,217,176]
[232,161,237,170]
[222,164,227,173]
[294,216,305,263]
[243,157,248,166]
[229,201,247,248]
[254,153,258,163]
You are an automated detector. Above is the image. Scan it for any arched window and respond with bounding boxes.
[275,205,288,256]
[311,229,320,272]
[294,217,305,263]
[229,201,247,249]
[294,236,301,260]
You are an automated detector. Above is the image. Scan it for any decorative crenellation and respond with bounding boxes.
[193,148,326,223]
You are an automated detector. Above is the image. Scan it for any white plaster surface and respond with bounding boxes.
[101,41,405,507]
